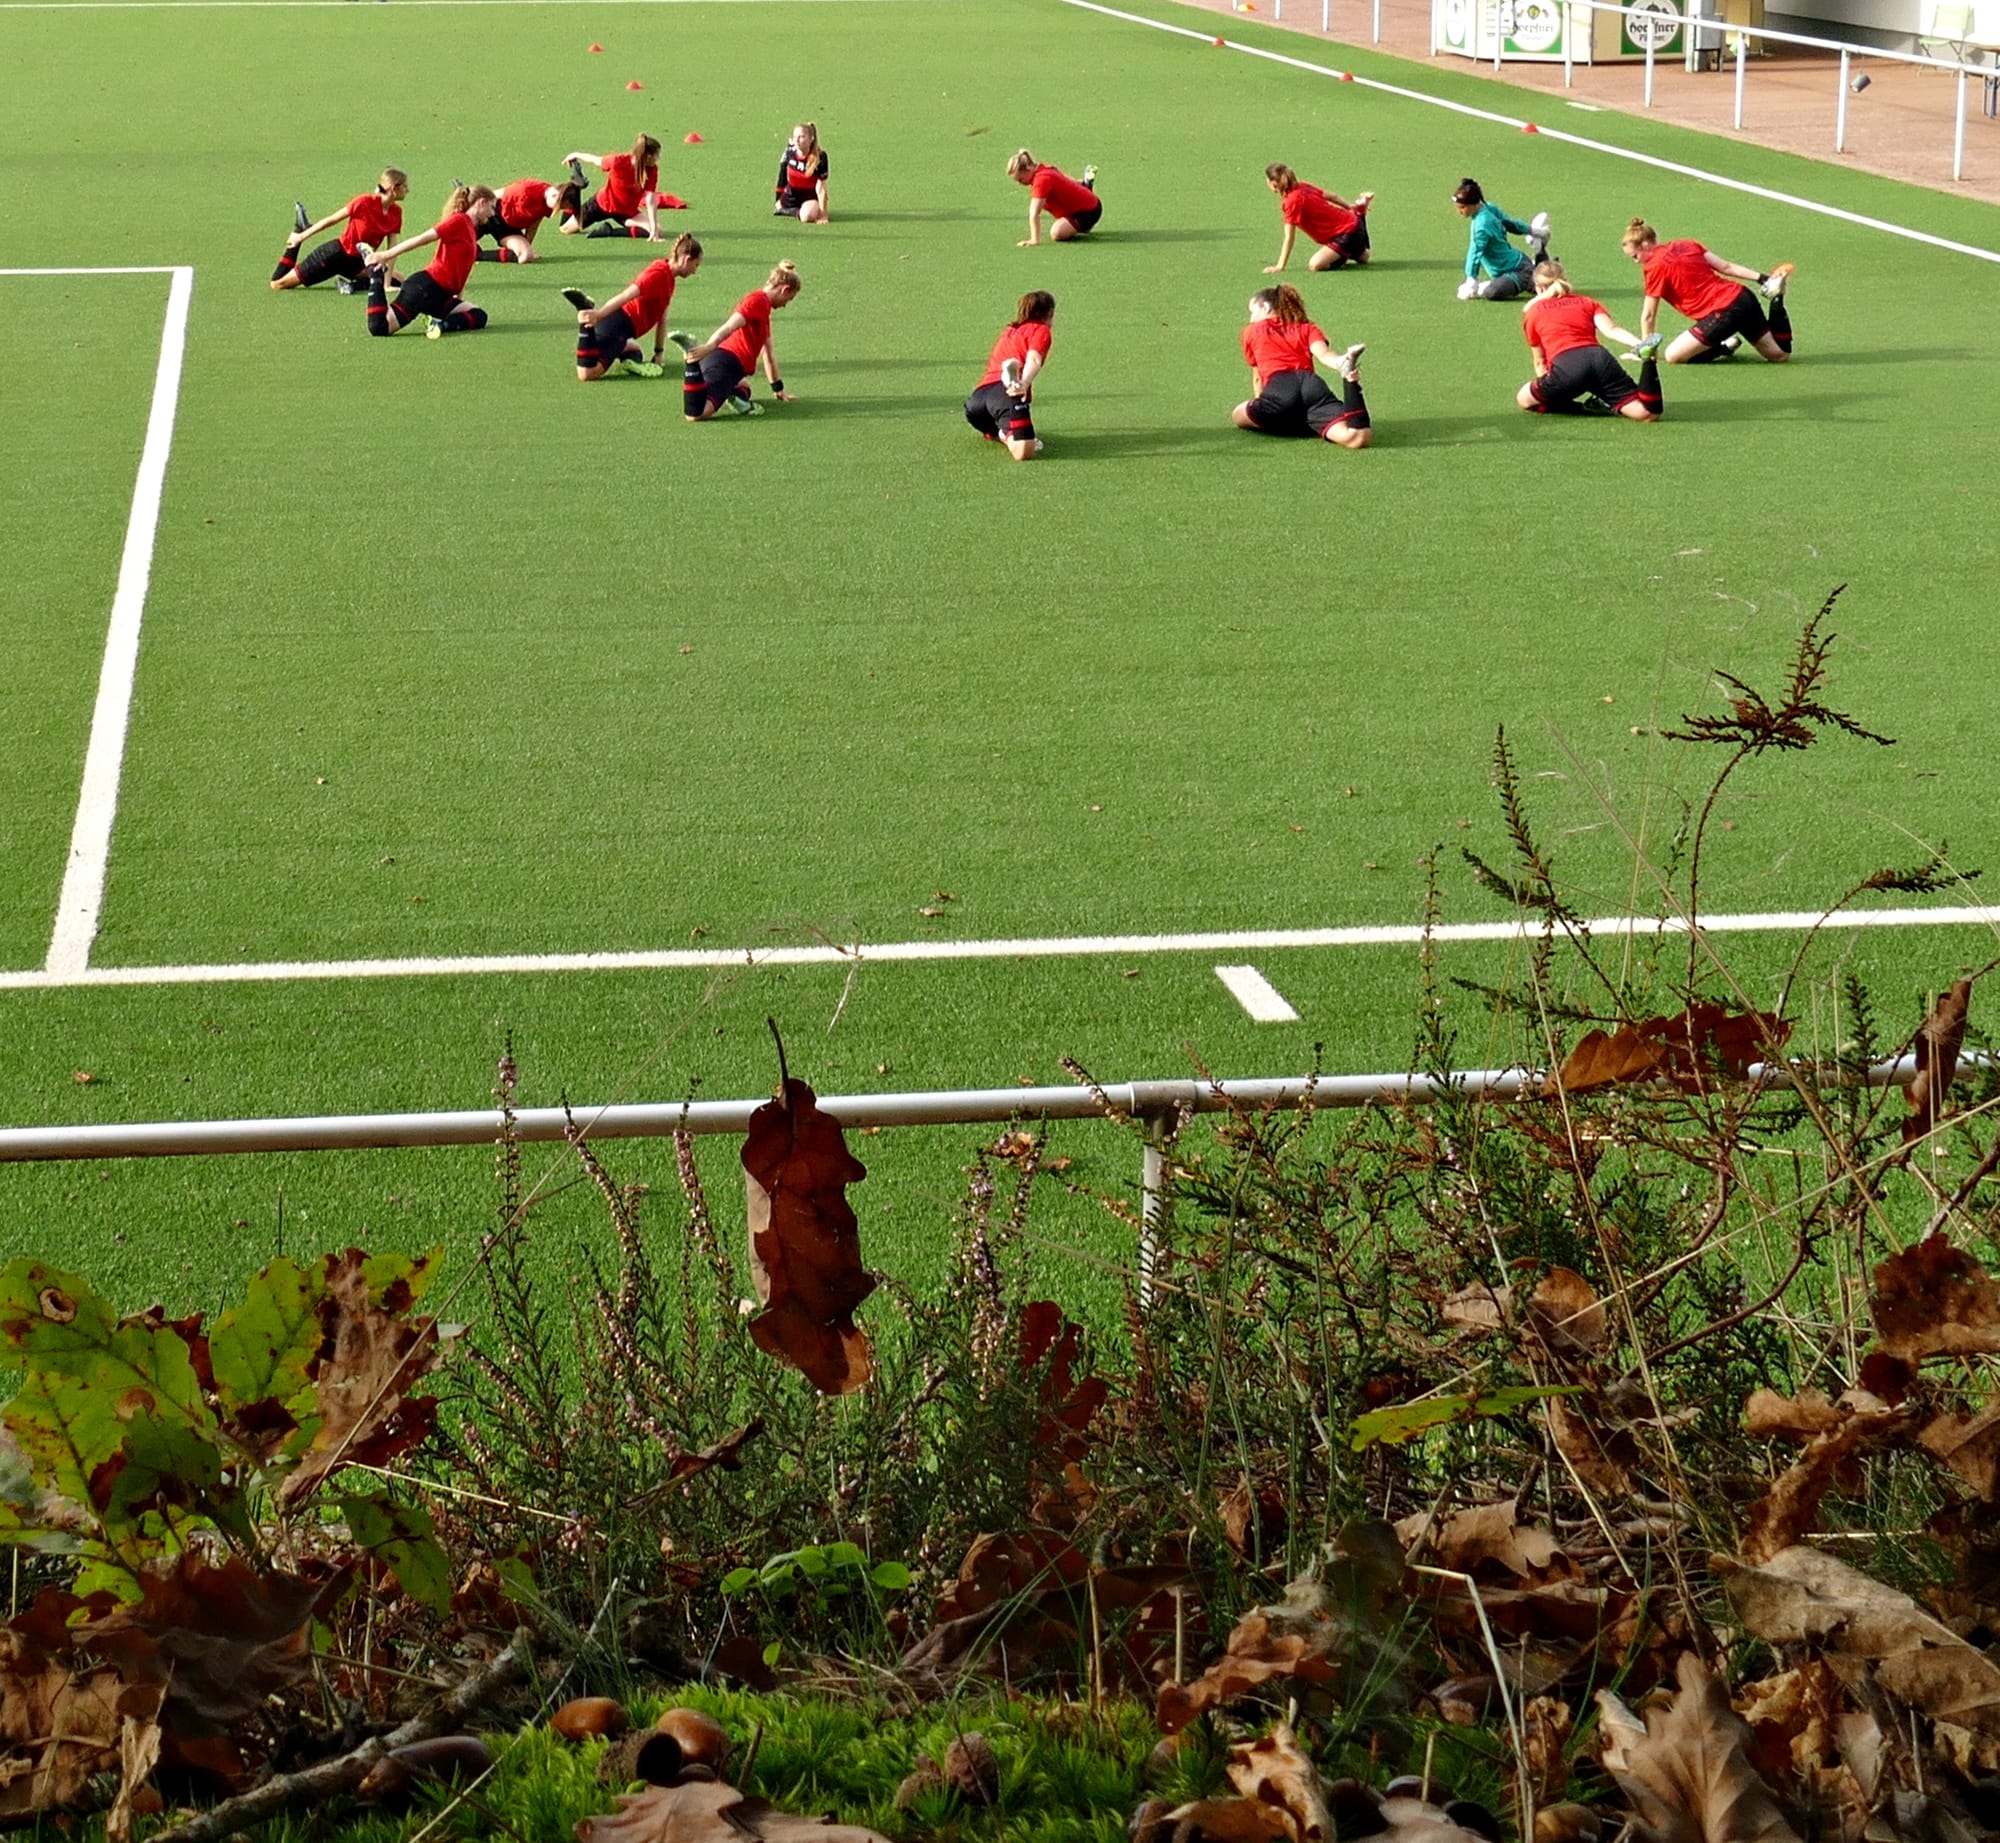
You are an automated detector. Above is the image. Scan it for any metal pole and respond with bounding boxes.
[1837,47,1849,150]
[1734,30,1746,126]
[1645,33,1656,103]
[1955,67,1968,179]
[1138,1112,1171,1309]
[1372,0,1380,38]
[1564,0,1574,85]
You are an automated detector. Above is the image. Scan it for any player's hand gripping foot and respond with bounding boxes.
[1761,262,1793,299]
[1629,332,1663,361]
[1334,342,1365,380]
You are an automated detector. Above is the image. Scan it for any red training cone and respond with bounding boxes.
[1340,68,1354,78]
[1521,119,1538,132]
[684,130,703,143]
[1212,33,1225,43]
[587,40,603,50]
[626,78,644,89]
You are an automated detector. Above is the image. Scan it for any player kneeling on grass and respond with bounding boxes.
[1451,177,1551,302]
[774,122,831,223]
[272,168,408,294]
[362,184,496,338]
[1232,284,1370,450]
[564,234,703,381]
[965,291,1054,461]
[1621,218,1792,364]
[1264,164,1373,273]
[1518,261,1661,423]
[680,261,801,419]
[1007,149,1101,245]
[561,136,664,241]
[477,177,579,265]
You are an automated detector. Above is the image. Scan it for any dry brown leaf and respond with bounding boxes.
[1520,1695,1574,1807]
[1157,1581,1343,1736]
[1739,1401,1918,1564]
[1716,1545,2000,1739]
[1902,979,1972,1145]
[1397,1499,1570,1582]
[1546,1003,1791,1097]
[742,1077,876,1395]
[1165,1797,1295,1843]
[1596,1651,1801,1843]
[1526,1268,1609,1356]
[1869,1235,2000,1372]
[1227,1724,1331,1843]
[1917,1400,2000,1500]
[1743,1389,1846,1440]
[0,1629,152,1817]
[1549,1394,1641,1497]
[577,1781,895,1843]
[1441,1283,1510,1334]
[1019,1302,1110,1466]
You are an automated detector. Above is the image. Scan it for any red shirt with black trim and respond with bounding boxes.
[1522,292,1607,363]
[498,178,555,231]
[340,192,402,257]
[777,146,829,197]
[596,153,654,216]
[1241,317,1326,392]
[1280,182,1358,246]
[977,319,1053,388]
[625,260,679,338]
[425,212,478,295]
[1030,164,1098,221]
[1641,239,1740,319]
[719,289,774,367]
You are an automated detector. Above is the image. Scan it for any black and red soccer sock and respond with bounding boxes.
[272,244,298,282]
[683,363,707,416]
[1326,376,1370,434]
[365,269,394,336]
[1769,297,1793,353]
[441,305,488,333]
[1637,357,1663,416]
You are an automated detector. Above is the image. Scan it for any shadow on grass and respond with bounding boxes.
[1086,227,1238,244]
[1037,427,1244,459]
[829,208,978,224]
[810,354,962,375]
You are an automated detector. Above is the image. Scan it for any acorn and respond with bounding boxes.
[943,1732,1000,1806]
[598,1729,685,1787]
[1534,1804,1603,1843]
[895,1757,946,1810]
[552,1697,631,1742]
[654,1707,730,1773]
[358,1736,494,1804]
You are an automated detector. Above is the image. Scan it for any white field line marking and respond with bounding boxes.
[43,265,194,980]
[0,266,185,275]
[1216,965,1301,1022]
[1060,0,2000,265]
[0,904,1995,991]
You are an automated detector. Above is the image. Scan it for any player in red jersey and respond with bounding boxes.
[1232,284,1370,449]
[680,260,801,419]
[563,234,703,381]
[561,134,663,241]
[272,168,408,293]
[964,291,1055,461]
[1263,164,1374,273]
[1006,148,1101,245]
[1517,262,1661,421]
[361,184,497,338]
[1621,217,1793,363]
[773,122,830,224]
[477,177,579,265]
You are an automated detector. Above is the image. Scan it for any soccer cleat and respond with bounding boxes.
[725,394,762,416]
[1529,209,1552,244]
[666,329,694,352]
[999,356,1023,394]
[424,317,446,339]
[1354,189,1374,212]
[1333,342,1366,379]
[1762,261,1793,300]
[293,199,311,234]
[1719,334,1743,358]
[336,274,365,295]
[1032,437,1045,453]
[559,286,596,312]
[618,357,664,378]
[585,219,623,239]
[1080,162,1097,190]
[1632,332,1663,360]
[567,157,588,190]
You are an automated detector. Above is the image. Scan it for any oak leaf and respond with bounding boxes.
[1226,1724,1332,1843]
[576,1778,894,1843]
[1545,1003,1790,1097]
[1157,1579,1344,1735]
[742,1079,875,1395]
[1739,1395,1917,1563]
[1869,1235,2000,1372]
[1019,1302,1109,1464]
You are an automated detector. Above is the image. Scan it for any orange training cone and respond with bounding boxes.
[1521,119,1538,131]
[684,131,703,143]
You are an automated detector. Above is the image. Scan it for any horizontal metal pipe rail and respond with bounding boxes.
[0,1055,1934,1163]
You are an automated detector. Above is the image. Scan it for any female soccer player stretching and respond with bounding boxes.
[272,169,408,293]
[477,177,578,265]
[774,122,830,223]
[964,291,1054,460]
[1621,218,1792,363]
[361,184,497,338]
[1232,284,1370,449]
[563,234,703,381]
[1263,165,1373,272]
[680,261,801,418]
[561,135,663,241]
[1450,177,1551,302]
[1007,149,1101,245]
[1518,261,1661,422]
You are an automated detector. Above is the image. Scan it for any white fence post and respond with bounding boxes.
[1564,0,1574,84]
[1837,46,1850,148]
[1734,31,1746,125]
[1955,67,1968,179]
[1645,33,1656,103]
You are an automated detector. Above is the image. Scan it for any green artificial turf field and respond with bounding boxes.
[2,0,1998,1305]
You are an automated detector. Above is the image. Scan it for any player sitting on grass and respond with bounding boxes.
[562,234,703,381]
[476,177,579,265]
[1621,218,1793,364]
[680,261,802,419]
[774,122,831,223]
[1263,164,1373,273]
[1231,284,1371,449]
[1007,149,1101,245]
[561,137,664,241]
[272,169,408,294]
[360,184,496,338]
[1518,261,1661,422]
[964,291,1055,461]
[1451,177,1551,302]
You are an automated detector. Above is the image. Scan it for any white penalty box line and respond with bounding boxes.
[0,904,1995,991]
[2,265,196,981]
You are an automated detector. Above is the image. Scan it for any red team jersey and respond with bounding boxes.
[596,153,653,216]
[778,147,828,196]
[498,178,554,230]
[1030,164,1098,221]
[1522,293,1607,362]
[1641,239,1740,319]
[719,290,774,366]
[625,260,678,338]
[1241,318,1327,392]
[425,213,478,295]
[341,192,403,257]
[1280,183,1358,245]
[977,319,1054,387]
